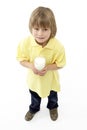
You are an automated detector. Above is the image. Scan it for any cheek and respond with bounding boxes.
[48,30,51,36]
[47,32,51,38]
[32,29,36,35]
[32,31,36,37]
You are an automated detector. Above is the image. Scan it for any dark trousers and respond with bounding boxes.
[29,90,58,113]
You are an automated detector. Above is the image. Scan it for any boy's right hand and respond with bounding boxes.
[31,64,39,75]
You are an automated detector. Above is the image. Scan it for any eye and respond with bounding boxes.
[34,27,39,30]
[44,28,48,31]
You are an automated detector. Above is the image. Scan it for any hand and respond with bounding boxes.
[31,64,47,76]
[38,66,47,76]
[31,64,39,75]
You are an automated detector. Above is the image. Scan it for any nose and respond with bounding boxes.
[38,29,43,35]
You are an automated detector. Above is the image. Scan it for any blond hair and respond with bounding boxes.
[29,6,57,38]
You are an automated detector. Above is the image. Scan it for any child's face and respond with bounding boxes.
[32,26,51,45]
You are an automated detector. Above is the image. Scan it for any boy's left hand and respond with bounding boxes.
[38,66,47,76]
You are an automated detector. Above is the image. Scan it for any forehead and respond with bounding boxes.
[33,25,50,29]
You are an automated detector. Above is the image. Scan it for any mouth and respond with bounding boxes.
[36,37,45,40]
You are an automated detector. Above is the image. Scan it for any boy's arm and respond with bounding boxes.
[37,63,62,76]
[20,60,32,69]
[20,61,62,76]
[20,61,61,70]
[20,60,38,75]
[47,63,62,70]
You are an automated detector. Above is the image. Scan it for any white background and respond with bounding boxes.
[0,0,87,129]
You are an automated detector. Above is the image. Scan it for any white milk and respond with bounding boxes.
[34,57,46,71]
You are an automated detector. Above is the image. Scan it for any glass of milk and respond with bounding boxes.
[34,57,46,71]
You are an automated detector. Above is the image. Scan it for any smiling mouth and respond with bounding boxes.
[37,37,44,39]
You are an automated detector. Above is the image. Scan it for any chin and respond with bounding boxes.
[36,40,45,44]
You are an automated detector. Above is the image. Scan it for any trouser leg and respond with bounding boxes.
[47,91,58,110]
[29,90,41,113]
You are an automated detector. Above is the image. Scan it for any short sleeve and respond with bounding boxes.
[16,39,29,61]
[55,46,66,67]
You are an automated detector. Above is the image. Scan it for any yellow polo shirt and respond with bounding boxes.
[16,35,66,98]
